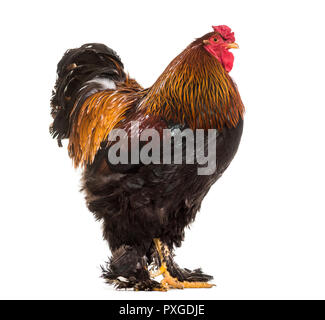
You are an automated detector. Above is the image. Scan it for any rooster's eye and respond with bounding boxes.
[213,38,218,43]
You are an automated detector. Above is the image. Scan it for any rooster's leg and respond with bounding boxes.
[152,239,215,290]
[102,245,162,291]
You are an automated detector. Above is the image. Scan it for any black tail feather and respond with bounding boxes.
[50,43,126,145]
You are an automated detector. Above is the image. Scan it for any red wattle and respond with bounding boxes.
[220,50,234,73]
[204,45,234,72]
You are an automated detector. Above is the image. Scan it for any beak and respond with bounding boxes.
[227,42,239,49]
[203,39,210,45]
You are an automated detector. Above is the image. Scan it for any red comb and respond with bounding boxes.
[212,25,235,42]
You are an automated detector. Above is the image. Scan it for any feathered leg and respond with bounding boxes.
[151,239,215,290]
[101,245,162,291]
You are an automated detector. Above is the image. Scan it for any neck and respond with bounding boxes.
[140,41,244,130]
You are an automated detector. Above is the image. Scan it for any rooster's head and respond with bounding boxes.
[203,25,239,72]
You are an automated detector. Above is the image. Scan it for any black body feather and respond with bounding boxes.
[83,119,243,288]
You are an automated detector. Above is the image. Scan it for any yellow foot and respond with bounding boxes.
[179,281,215,289]
[161,270,215,290]
[161,271,185,289]
[152,238,215,290]
[150,264,167,279]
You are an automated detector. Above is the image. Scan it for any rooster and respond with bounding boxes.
[50,25,245,291]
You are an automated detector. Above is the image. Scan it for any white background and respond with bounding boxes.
[0,0,324,300]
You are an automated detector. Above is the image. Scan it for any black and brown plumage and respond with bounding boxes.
[50,25,245,291]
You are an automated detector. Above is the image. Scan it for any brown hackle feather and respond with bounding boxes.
[139,37,245,131]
